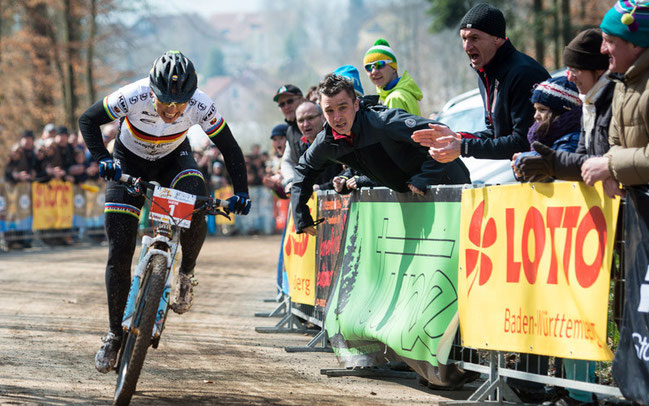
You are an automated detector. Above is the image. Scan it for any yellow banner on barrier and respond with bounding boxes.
[458,182,619,361]
[6,182,31,222]
[83,180,105,218]
[32,180,74,230]
[213,186,235,225]
[283,194,317,305]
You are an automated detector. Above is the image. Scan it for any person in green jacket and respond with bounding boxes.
[362,38,423,116]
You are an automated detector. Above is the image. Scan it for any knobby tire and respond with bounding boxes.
[113,254,167,406]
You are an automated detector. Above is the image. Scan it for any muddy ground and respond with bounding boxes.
[0,235,476,405]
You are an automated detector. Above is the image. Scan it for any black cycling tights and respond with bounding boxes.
[104,174,207,335]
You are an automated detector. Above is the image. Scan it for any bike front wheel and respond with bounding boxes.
[113,253,168,406]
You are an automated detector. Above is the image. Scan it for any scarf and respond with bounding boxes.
[527,107,582,148]
[579,72,610,149]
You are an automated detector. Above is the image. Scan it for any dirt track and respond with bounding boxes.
[0,235,473,405]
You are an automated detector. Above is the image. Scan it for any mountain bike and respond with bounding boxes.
[112,173,229,406]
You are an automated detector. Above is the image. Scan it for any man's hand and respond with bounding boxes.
[581,157,611,186]
[602,177,625,198]
[346,176,359,190]
[302,226,317,236]
[332,176,347,193]
[517,141,556,182]
[408,183,425,196]
[412,124,461,163]
[411,124,455,147]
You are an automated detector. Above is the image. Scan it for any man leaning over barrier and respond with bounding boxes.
[290,73,471,236]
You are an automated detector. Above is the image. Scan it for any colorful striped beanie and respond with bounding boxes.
[363,39,398,72]
[600,0,649,48]
[530,76,582,113]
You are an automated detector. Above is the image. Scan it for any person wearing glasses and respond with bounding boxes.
[411,3,549,164]
[78,50,251,374]
[363,38,423,116]
[274,84,306,194]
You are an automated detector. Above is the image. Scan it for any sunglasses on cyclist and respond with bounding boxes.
[364,60,392,72]
[277,98,296,108]
[155,99,187,109]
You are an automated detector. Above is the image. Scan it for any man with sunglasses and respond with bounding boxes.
[412,4,549,163]
[78,50,251,373]
[273,84,306,194]
[363,38,423,116]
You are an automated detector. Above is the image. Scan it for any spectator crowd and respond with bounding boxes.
[2,0,648,401]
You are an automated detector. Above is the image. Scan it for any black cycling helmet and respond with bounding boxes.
[149,50,197,103]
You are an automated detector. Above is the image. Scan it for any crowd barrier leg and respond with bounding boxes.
[254,293,288,318]
[263,290,284,303]
[284,329,331,353]
[320,366,418,379]
[441,352,521,405]
[254,298,319,335]
[284,308,332,353]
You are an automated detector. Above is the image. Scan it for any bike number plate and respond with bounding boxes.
[150,186,196,229]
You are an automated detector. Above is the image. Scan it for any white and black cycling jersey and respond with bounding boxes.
[103,78,225,161]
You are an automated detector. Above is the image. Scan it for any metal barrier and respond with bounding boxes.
[0,182,281,252]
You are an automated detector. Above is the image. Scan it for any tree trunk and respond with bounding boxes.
[61,0,77,130]
[561,0,571,59]
[86,0,97,104]
[552,0,560,69]
[24,2,56,116]
[533,0,545,65]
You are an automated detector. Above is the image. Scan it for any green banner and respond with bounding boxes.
[325,188,466,386]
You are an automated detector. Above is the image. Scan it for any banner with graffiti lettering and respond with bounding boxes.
[458,182,619,361]
[612,186,649,403]
[315,191,350,311]
[282,194,317,305]
[325,187,465,387]
[32,179,74,230]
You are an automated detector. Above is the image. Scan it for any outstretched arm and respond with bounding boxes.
[210,124,249,195]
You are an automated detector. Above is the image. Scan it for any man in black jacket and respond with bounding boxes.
[291,73,471,235]
[412,3,549,162]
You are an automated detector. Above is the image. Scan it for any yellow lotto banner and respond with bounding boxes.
[32,179,74,230]
[282,194,317,305]
[458,182,619,361]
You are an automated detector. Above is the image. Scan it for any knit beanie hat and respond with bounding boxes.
[333,65,364,96]
[563,28,609,70]
[270,123,288,139]
[600,0,649,48]
[459,3,506,38]
[530,76,582,113]
[363,39,398,72]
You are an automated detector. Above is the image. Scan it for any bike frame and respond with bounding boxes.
[121,224,179,343]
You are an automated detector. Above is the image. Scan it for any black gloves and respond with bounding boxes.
[517,141,556,182]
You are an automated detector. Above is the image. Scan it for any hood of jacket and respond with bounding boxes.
[377,70,423,102]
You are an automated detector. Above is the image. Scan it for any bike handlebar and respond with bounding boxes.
[118,173,229,214]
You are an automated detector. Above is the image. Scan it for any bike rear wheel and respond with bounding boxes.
[113,254,168,406]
